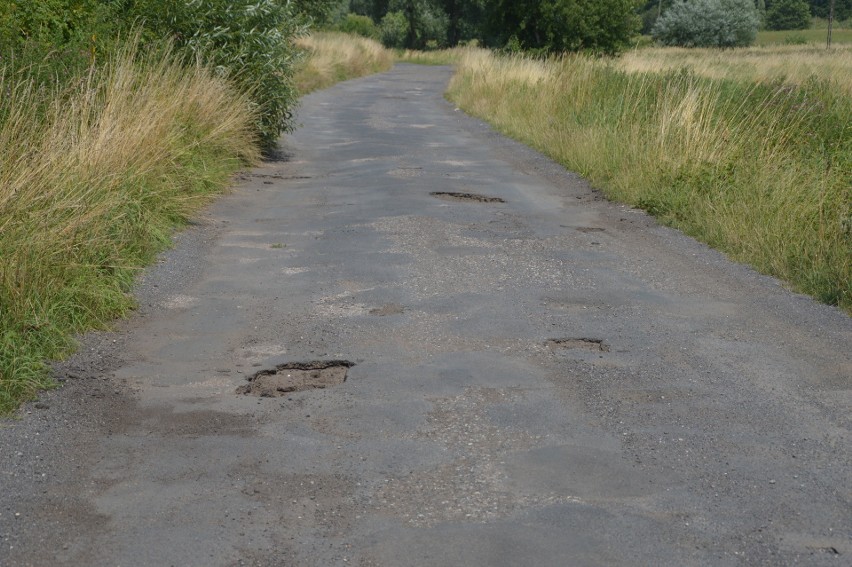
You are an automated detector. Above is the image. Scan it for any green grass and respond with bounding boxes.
[0,43,259,413]
[756,27,852,45]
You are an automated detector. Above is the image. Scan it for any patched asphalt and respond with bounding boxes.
[1,65,850,566]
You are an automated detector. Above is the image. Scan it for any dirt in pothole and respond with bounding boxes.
[430,191,506,204]
[546,338,609,352]
[236,361,355,397]
[369,304,405,316]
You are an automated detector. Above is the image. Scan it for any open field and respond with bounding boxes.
[445,47,851,312]
[619,44,852,94]
[756,26,852,45]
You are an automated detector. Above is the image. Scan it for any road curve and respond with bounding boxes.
[1,64,850,566]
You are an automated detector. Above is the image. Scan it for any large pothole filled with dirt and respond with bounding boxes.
[236,361,355,397]
[430,191,506,203]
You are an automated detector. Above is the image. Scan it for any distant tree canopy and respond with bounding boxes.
[640,1,852,34]
[766,0,812,30]
[338,0,641,53]
[652,0,760,47]
[484,0,641,54]
[809,0,852,20]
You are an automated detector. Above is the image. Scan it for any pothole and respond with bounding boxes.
[430,192,506,204]
[236,361,354,397]
[576,227,605,233]
[546,338,609,352]
[370,304,405,316]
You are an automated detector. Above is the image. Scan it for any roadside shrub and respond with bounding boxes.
[783,33,808,44]
[336,13,380,39]
[652,0,760,47]
[114,0,304,150]
[766,0,811,31]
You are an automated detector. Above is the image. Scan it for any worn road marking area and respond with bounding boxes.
[2,65,850,566]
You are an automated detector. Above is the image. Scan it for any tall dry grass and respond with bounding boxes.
[294,32,394,94]
[0,43,258,411]
[448,48,851,312]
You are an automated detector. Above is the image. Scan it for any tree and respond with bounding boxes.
[438,0,485,46]
[350,0,392,22]
[652,0,760,47]
[485,0,641,55]
[291,0,342,25]
[378,0,448,49]
[766,0,811,29]
[337,13,380,37]
[809,0,852,20]
[379,10,408,46]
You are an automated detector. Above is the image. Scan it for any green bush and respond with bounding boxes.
[112,0,303,150]
[378,1,450,50]
[0,0,120,87]
[766,0,811,31]
[652,0,760,47]
[337,13,380,39]
[0,0,305,150]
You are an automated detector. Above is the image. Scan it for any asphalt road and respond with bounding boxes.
[2,64,850,566]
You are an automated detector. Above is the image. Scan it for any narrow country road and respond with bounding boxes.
[2,65,850,566]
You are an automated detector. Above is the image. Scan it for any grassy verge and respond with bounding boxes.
[619,44,852,95]
[0,44,259,413]
[396,48,465,66]
[446,48,850,312]
[294,32,393,94]
[756,27,852,46]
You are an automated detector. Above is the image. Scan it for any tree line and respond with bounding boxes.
[639,0,851,33]
[330,0,643,54]
[330,0,851,52]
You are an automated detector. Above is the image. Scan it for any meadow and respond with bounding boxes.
[755,26,852,46]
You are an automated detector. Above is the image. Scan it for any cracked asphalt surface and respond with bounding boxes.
[1,64,850,566]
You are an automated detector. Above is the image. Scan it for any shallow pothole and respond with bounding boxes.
[236,361,354,397]
[430,191,506,204]
[370,304,405,316]
[546,338,609,352]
